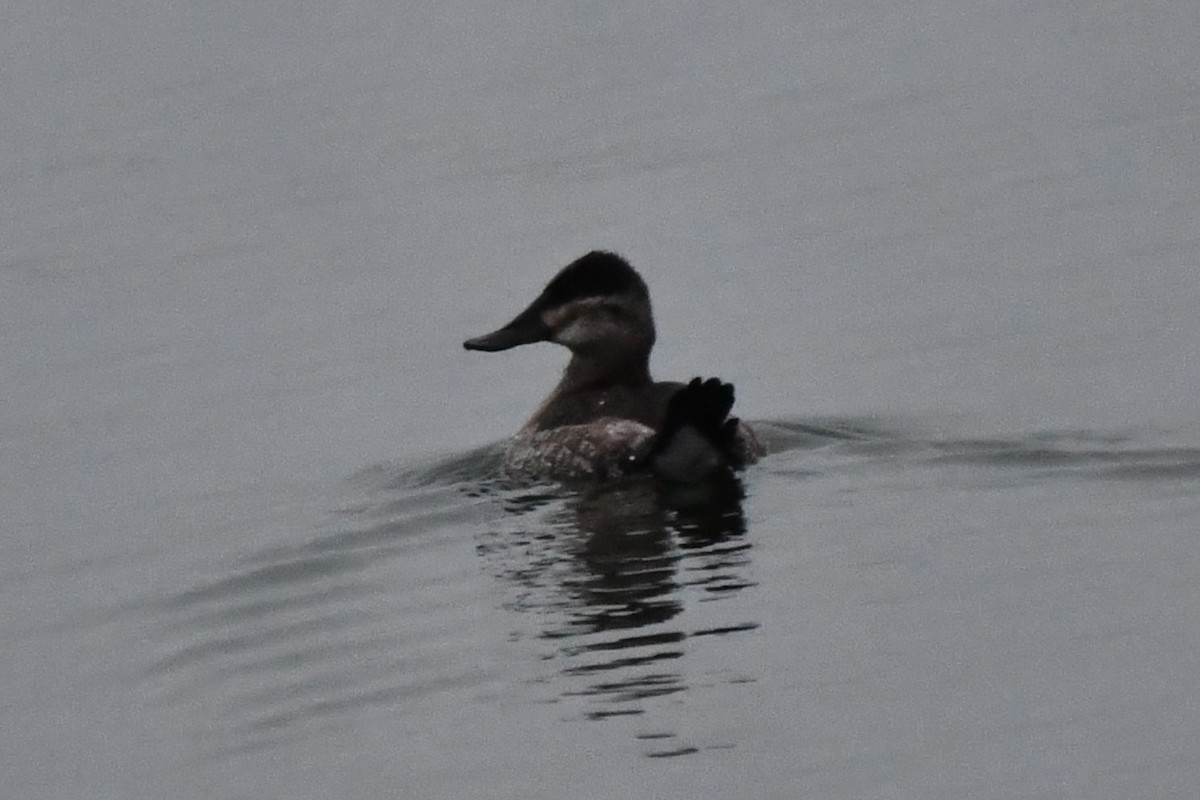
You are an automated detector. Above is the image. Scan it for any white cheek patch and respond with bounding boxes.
[541,306,570,329]
[544,297,610,347]
[555,315,599,347]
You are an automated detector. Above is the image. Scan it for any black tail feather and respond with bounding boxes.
[634,377,746,475]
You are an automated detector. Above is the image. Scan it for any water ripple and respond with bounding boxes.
[134,473,504,759]
[125,419,1194,765]
[761,420,1200,489]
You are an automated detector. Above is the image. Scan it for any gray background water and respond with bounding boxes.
[4,1,1199,798]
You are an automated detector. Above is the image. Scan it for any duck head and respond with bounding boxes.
[463,251,656,361]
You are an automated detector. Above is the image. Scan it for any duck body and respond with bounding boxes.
[464,251,764,483]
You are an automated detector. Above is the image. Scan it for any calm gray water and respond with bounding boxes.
[4,1,1199,797]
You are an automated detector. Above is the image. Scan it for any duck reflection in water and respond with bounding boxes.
[483,472,756,732]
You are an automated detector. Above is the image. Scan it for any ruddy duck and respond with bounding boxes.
[463,251,764,482]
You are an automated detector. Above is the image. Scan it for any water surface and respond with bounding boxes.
[3,1,1199,798]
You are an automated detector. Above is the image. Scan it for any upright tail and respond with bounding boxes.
[636,377,748,483]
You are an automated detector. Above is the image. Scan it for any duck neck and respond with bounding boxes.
[555,348,653,396]
[521,347,653,431]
